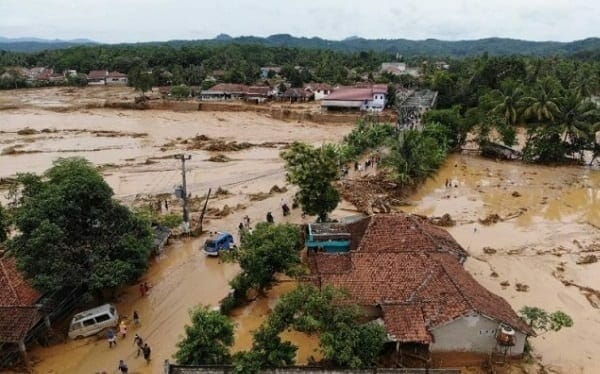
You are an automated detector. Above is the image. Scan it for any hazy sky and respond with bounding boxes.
[1,0,598,43]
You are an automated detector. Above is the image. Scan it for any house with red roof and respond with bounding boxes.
[0,256,43,369]
[321,84,388,112]
[307,214,534,364]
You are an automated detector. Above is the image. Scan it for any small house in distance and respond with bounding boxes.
[304,83,333,100]
[321,84,387,112]
[200,83,248,100]
[86,70,128,86]
[106,71,128,85]
[307,214,535,367]
[281,87,313,103]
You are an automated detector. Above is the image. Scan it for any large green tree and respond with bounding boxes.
[0,203,9,242]
[9,157,153,294]
[384,129,448,186]
[225,223,303,298]
[174,306,235,365]
[281,142,340,222]
[240,284,387,370]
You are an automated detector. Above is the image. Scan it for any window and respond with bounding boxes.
[70,322,82,331]
[95,314,111,323]
[83,318,96,327]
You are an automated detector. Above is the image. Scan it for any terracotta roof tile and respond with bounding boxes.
[0,257,41,307]
[308,214,534,341]
[0,306,43,343]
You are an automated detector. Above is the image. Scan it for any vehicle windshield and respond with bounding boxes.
[205,239,215,248]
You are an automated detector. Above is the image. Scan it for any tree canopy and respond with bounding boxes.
[281,142,340,222]
[9,157,153,294]
[236,284,387,371]
[174,305,235,365]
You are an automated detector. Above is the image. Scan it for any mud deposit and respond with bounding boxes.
[403,154,600,374]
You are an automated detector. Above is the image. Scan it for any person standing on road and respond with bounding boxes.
[119,320,128,339]
[133,310,140,326]
[107,328,117,348]
[266,211,274,223]
[118,359,128,373]
[142,343,152,363]
[133,334,144,357]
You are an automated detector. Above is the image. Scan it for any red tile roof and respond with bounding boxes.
[324,85,387,101]
[356,214,467,258]
[0,256,41,307]
[0,306,43,343]
[308,214,534,342]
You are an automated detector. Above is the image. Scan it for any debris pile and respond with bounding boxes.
[338,174,408,215]
[429,213,455,227]
[479,213,501,225]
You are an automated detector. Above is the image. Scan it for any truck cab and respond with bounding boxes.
[203,232,235,256]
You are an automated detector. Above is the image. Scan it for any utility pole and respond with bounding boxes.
[174,154,192,226]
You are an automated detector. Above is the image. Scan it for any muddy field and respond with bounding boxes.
[1,88,599,374]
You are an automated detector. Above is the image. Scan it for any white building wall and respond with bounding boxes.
[314,89,330,101]
[430,313,527,356]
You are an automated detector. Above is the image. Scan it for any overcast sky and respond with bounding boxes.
[1,0,598,43]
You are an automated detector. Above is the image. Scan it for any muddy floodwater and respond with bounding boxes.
[0,104,351,374]
[1,96,599,374]
[404,154,600,374]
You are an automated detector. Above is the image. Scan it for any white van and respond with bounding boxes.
[68,303,119,339]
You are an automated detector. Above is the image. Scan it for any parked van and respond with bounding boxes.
[203,232,235,256]
[68,303,119,339]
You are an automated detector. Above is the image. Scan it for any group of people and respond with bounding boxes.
[106,310,151,373]
[353,154,381,173]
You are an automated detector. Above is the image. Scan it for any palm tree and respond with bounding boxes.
[555,91,600,160]
[522,78,561,123]
[489,80,525,126]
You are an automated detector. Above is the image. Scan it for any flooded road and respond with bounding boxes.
[404,154,600,374]
[0,103,351,373]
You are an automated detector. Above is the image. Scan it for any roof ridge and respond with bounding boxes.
[437,260,476,312]
[407,263,435,302]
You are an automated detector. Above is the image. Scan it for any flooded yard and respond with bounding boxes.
[404,154,600,374]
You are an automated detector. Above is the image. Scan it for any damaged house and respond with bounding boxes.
[307,214,534,366]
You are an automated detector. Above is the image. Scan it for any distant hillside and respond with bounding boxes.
[0,37,97,52]
[158,35,600,57]
[1,34,599,56]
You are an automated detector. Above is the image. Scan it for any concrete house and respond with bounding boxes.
[321,84,388,112]
[308,214,534,366]
[106,71,128,85]
[200,83,248,100]
[304,83,333,100]
[87,70,107,85]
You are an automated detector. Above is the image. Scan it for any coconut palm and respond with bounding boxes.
[489,80,525,126]
[522,78,561,123]
[556,91,598,144]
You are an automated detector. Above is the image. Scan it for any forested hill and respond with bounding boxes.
[176,35,600,57]
[1,34,600,56]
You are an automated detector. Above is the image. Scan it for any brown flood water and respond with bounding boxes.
[0,105,350,374]
[404,154,600,374]
[1,98,598,373]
